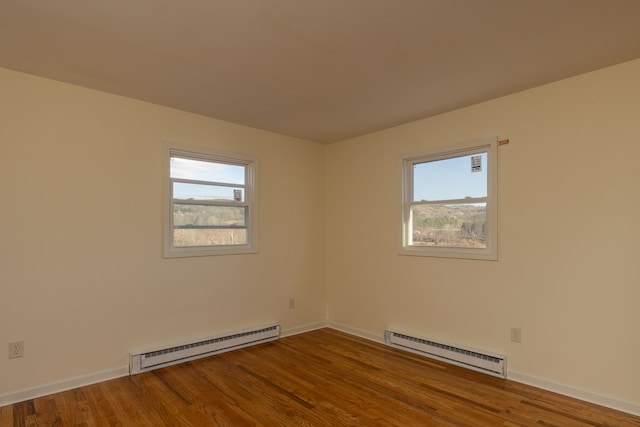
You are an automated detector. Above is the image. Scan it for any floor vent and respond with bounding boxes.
[130,324,280,374]
[384,330,507,378]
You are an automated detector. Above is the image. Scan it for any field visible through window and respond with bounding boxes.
[411,204,486,248]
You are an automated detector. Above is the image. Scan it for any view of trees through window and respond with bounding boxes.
[172,203,247,247]
[411,204,486,248]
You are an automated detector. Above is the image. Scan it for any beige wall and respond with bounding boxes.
[326,58,640,406]
[0,68,326,395]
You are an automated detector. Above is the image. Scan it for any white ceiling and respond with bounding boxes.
[2,0,640,143]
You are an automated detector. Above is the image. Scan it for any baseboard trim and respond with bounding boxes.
[326,321,384,344]
[0,366,129,408]
[281,321,329,338]
[507,371,640,416]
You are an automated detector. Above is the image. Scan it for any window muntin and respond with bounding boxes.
[402,138,497,260]
[164,146,258,257]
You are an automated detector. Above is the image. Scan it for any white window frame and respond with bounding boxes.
[400,137,498,260]
[164,144,259,258]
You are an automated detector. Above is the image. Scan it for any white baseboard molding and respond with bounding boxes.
[281,321,329,338]
[0,366,129,408]
[508,371,640,417]
[326,321,385,344]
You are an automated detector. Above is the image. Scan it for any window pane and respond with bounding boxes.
[174,229,247,247]
[170,156,245,184]
[413,153,487,201]
[174,204,247,227]
[173,182,244,202]
[411,203,486,248]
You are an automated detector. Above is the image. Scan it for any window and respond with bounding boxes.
[401,137,497,260]
[164,145,258,257]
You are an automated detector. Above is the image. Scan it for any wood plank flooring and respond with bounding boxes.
[1,328,639,426]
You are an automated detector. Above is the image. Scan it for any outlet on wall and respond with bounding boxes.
[510,327,522,343]
[9,341,24,359]
[289,297,296,309]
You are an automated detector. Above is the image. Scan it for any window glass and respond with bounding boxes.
[413,153,487,201]
[410,203,487,248]
[173,182,245,202]
[170,157,245,184]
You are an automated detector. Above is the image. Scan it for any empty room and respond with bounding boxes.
[1,1,640,425]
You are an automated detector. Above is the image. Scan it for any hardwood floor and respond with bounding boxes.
[1,328,639,426]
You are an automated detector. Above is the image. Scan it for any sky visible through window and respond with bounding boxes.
[171,156,245,200]
[413,153,487,201]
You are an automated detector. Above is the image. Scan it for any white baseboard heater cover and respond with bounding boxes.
[130,324,280,375]
[384,330,507,378]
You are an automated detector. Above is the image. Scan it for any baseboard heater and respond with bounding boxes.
[130,324,280,375]
[384,330,507,378]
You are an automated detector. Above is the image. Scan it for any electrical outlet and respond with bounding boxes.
[510,327,522,343]
[9,341,24,359]
[289,297,296,309]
